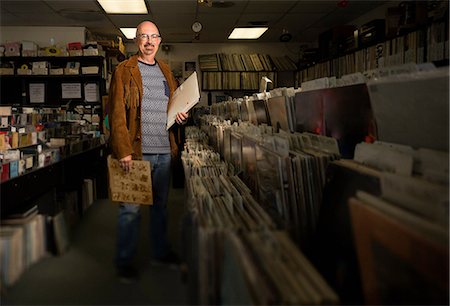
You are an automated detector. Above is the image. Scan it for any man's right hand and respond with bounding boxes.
[119,155,132,172]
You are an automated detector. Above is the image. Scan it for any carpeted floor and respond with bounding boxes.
[2,185,188,306]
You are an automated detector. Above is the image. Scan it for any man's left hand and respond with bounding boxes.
[175,111,189,125]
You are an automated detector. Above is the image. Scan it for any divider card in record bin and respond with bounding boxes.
[107,155,153,205]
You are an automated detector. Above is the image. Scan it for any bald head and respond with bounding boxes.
[136,21,159,37]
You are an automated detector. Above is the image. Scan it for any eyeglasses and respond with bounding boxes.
[137,33,161,41]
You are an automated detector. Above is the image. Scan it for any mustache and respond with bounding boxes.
[144,42,155,47]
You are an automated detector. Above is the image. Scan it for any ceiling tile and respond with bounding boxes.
[45,0,102,12]
[1,1,53,13]
[0,0,390,43]
[245,1,298,14]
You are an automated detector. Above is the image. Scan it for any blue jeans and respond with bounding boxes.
[115,153,172,267]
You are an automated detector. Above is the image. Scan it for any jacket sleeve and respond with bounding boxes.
[108,66,134,160]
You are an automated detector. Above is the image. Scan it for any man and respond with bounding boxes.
[108,20,189,282]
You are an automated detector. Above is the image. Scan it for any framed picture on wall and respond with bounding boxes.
[183,61,196,79]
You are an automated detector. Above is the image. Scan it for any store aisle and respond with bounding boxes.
[2,185,188,305]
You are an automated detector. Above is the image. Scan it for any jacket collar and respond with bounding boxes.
[124,54,139,67]
[125,54,159,67]
[124,54,172,100]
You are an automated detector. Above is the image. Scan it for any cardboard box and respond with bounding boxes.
[81,66,99,74]
[83,48,98,56]
[5,42,21,57]
[69,50,83,57]
[50,68,64,75]
[17,68,32,75]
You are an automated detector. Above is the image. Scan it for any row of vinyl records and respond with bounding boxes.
[202,71,277,91]
[188,113,448,304]
[207,65,449,156]
[199,119,340,247]
[189,66,448,303]
[297,19,449,83]
[0,111,101,132]
[0,105,101,151]
[198,53,297,72]
[1,180,96,289]
[181,128,339,305]
[199,116,449,236]
[0,210,68,288]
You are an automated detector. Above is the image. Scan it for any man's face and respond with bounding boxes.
[135,22,161,58]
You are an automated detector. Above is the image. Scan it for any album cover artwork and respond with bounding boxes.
[267,96,290,132]
[294,90,324,134]
[253,99,270,125]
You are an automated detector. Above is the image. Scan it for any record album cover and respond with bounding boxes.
[107,155,153,205]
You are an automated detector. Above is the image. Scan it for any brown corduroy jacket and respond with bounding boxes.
[108,54,180,160]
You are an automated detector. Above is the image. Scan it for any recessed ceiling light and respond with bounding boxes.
[97,0,147,14]
[120,28,137,39]
[228,27,268,40]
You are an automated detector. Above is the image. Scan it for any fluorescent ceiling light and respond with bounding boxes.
[228,27,268,40]
[97,0,148,14]
[120,28,137,39]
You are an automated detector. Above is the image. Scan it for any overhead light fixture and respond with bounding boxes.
[97,0,148,14]
[120,28,137,39]
[228,27,268,40]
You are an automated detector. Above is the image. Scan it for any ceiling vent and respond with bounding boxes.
[59,10,104,22]
[248,21,269,26]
